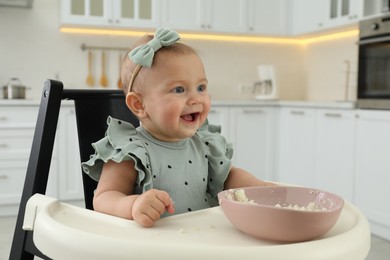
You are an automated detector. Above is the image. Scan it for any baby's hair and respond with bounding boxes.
[121,34,198,95]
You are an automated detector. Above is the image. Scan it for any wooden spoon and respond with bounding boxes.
[86,51,94,87]
[100,51,108,87]
[117,53,122,89]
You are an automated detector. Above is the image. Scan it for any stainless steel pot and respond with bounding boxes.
[2,78,27,99]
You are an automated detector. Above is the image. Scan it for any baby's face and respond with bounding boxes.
[140,52,210,142]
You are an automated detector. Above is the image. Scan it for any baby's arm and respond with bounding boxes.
[224,166,276,190]
[93,160,175,227]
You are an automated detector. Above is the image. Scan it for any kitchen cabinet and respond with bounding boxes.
[246,0,289,35]
[207,106,230,137]
[292,0,327,35]
[208,105,275,181]
[278,107,316,186]
[0,105,56,216]
[160,0,247,34]
[59,0,385,36]
[0,106,38,216]
[56,105,84,203]
[292,0,361,35]
[325,0,361,28]
[314,109,356,202]
[229,107,275,180]
[355,110,390,240]
[61,0,159,29]
[0,103,83,216]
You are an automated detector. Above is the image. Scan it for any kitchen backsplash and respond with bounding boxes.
[0,0,358,101]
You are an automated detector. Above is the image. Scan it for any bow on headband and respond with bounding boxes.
[129,28,180,67]
[127,28,180,92]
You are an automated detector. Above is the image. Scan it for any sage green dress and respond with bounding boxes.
[82,116,233,216]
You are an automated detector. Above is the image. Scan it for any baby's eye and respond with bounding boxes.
[197,84,207,92]
[172,86,185,93]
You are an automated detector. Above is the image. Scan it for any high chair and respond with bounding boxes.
[9,80,371,260]
[9,79,139,259]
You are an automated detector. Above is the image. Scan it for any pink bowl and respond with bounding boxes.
[218,186,344,242]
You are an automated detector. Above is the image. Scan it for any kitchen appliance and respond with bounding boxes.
[357,15,390,109]
[254,65,279,100]
[2,77,28,99]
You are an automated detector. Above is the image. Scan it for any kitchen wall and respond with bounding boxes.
[0,0,358,101]
[303,34,359,102]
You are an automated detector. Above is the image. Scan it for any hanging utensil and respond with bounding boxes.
[86,51,94,87]
[100,51,108,87]
[117,53,122,89]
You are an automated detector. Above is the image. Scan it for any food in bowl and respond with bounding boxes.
[218,186,344,242]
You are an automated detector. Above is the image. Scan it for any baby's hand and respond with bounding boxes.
[132,189,175,227]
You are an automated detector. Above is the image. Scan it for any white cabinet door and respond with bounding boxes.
[57,106,84,201]
[247,0,289,35]
[325,0,361,29]
[292,0,362,35]
[229,107,275,181]
[314,109,356,202]
[61,0,158,29]
[278,107,316,186]
[160,0,204,31]
[0,154,29,206]
[207,106,230,138]
[205,0,247,33]
[0,107,38,216]
[292,0,327,35]
[161,0,246,33]
[355,110,390,239]
[112,0,160,28]
[61,0,112,26]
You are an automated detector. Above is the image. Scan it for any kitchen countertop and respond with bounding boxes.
[1,98,356,109]
[212,99,356,109]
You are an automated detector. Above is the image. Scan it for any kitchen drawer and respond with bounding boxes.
[0,158,28,204]
[0,129,34,152]
[0,106,38,128]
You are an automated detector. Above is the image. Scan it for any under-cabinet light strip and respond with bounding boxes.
[60,27,359,45]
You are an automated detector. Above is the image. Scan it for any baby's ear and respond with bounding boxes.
[125,92,147,119]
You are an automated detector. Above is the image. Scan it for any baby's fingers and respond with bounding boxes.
[155,190,175,215]
[132,189,175,227]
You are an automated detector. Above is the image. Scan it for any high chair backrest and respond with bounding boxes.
[10,80,139,259]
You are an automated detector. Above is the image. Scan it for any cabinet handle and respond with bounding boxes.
[0,143,7,148]
[324,113,342,118]
[290,110,305,115]
[243,110,263,114]
[209,110,217,114]
[0,116,7,121]
[0,175,8,180]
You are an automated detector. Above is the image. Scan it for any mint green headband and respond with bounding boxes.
[127,28,180,92]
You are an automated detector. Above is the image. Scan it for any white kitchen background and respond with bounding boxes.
[3,1,390,259]
[0,0,358,101]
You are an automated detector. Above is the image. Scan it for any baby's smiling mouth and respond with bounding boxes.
[181,112,200,123]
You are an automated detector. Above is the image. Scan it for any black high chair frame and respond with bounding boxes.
[9,80,139,259]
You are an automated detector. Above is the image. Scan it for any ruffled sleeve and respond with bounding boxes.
[197,121,233,199]
[81,116,153,193]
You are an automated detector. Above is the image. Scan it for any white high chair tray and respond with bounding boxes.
[23,194,370,260]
